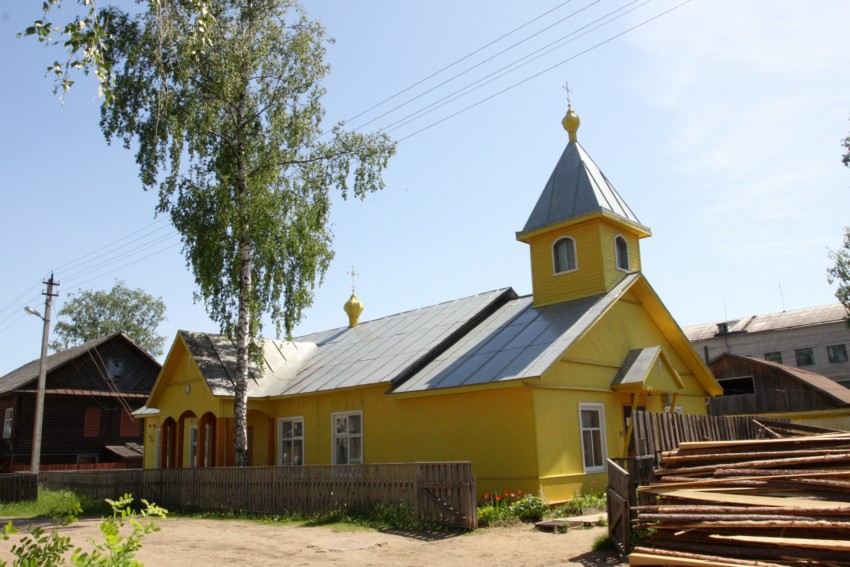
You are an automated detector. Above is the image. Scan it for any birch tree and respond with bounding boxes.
[82,0,393,466]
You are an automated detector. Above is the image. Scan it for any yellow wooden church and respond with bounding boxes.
[138,105,721,502]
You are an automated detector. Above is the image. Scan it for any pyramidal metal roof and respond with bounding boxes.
[519,141,647,237]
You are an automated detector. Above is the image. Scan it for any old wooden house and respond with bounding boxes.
[708,352,850,431]
[0,332,160,471]
[139,105,721,502]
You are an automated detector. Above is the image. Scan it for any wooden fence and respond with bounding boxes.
[43,462,477,530]
[606,456,655,555]
[630,410,786,456]
[0,473,38,503]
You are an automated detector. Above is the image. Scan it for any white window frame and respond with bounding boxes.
[3,408,13,439]
[278,416,305,466]
[332,411,363,465]
[188,425,198,468]
[614,235,629,271]
[552,236,578,274]
[578,403,607,474]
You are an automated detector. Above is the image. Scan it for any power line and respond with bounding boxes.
[349,0,603,133]
[342,0,582,128]
[396,0,695,142]
[380,0,647,135]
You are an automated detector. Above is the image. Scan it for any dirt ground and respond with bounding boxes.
[1,516,627,566]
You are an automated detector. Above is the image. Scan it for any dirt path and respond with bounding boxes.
[1,516,626,566]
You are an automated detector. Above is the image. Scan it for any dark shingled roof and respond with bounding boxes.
[0,332,130,395]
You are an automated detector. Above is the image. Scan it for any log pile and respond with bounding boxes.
[628,431,850,566]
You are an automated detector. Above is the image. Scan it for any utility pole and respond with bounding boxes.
[30,273,58,475]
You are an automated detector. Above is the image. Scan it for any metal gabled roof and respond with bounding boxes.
[391,274,640,393]
[683,304,848,341]
[180,288,517,398]
[518,141,647,238]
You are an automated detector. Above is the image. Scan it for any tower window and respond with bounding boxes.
[553,237,577,274]
[615,235,629,271]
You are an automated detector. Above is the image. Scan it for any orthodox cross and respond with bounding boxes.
[563,82,573,106]
[347,266,359,292]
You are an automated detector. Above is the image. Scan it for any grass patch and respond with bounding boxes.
[173,502,436,532]
[0,490,140,521]
[591,533,618,552]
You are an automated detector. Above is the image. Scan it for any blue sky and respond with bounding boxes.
[1,0,848,375]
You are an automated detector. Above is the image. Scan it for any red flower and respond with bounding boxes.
[496,495,502,501]
[483,493,490,500]
[504,491,510,496]
[517,489,523,495]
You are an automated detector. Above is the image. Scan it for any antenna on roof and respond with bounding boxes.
[779,282,786,312]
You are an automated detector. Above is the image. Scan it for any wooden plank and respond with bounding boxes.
[710,534,850,551]
[639,487,850,509]
[628,551,775,566]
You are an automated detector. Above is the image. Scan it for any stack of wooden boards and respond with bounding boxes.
[628,432,850,566]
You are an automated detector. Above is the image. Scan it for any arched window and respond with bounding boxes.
[553,237,577,274]
[615,235,629,271]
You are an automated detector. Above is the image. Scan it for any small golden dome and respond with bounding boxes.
[344,292,364,328]
[562,104,580,142]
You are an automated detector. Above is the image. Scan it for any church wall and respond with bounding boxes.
[527,220,605,306]
[259,383,542,496]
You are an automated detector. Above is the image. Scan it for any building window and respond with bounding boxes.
[827,344,848,363]
[332,412,362,465]
[120,410,140,437]
[615,235,629,271]
[553,237,577,274]
[764,351,782,363]
[578,403,607,473]
[106,358,124,380]
[188,425,198,468]
[77,454,99,465]
[84,408,101,438]
[2,408,13,439]
[279,417,304,466]
[795,348,815,367]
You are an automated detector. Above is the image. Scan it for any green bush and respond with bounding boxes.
[0,493,166,567]
[476,490,547,526]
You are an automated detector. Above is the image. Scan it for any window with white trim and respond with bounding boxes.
[553,237,577,274]
[3,408,13,439]
[578,403,607,473]
[615,235,629,271]
[279,417,304,466]
[332,412,362,465]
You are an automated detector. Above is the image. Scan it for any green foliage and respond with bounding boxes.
[0,493,166,567]
[292,503,431,531]
[477,490,546,526]
[22,0,215,104]
[591,533,617,552]
[842,119,850,169]
[0,490,85,520]
[571,490,607,512]
[50,280,167,356]
[829,123,850,323]
[94,0,395,465]
[828,227,850,324]
[71,494,167,566]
